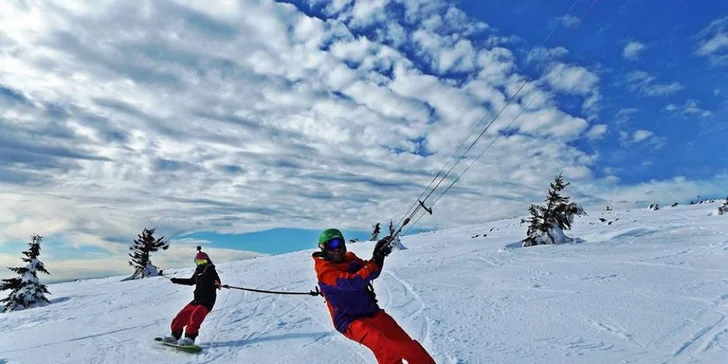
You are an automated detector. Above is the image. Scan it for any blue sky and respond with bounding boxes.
[0,0,726,281]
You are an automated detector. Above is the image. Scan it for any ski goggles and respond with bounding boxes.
[195,258,208,265]
[323,237,345,250]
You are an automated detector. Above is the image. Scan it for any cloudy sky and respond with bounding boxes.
[1,0,727,281]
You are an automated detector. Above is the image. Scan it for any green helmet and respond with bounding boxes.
[318,228,345,250]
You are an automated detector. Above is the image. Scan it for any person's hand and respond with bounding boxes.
[374,237,393,257]
[215,280,222,290]
[371,237,393,267]
[170,278,180,284]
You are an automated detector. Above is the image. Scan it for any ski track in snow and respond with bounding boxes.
[1,204,728,363]
[381,270,432,348]
[670,294,728,362]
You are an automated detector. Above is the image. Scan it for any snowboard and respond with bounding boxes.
[154,337,203,353]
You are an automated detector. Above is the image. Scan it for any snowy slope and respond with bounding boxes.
[1,203,728,363]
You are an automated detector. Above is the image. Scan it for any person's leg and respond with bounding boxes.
[344,317,404,364]
[183,304,210,340]
[170,303,197,339]
[370,310,436,364]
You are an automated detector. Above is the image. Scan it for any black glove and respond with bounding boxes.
[170,278,180,284]
[372,237,393,267]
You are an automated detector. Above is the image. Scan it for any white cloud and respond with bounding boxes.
[526,46,568,63]
[405,1,489,36]
[615,108,638,125]
[378,21,408,47]
[626,71,684,97]
[509,107,589,140]
[341,80,431,123]
[475,47,517,86]
[350,0,390,28]
[622,41,646,61]
[551,15,580,29]
[580,175,728,210]
[542,63,601,119]
[323,0,352,15]
[698,34,728,55]
[695,16,728,65]
[618,128,665,149]
[664,99,713,118]
[330,36,376,64]
[544,63,599,95]
[585,124,608,140]
[0,0,697,276]
[412,29,477,74]
[632,129,653,143]
[438,38,477,73]
[561,165,594,180]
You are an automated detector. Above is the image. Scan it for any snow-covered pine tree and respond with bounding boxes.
[522,173,586,247]
[125,227,168,280]
[0,234,51,312]
[370,223,381,241]
[387,220,407,250]
[718,197,728,216]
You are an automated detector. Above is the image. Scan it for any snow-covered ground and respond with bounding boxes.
[1,202,727,363]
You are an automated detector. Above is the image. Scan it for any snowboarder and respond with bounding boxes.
[162,248,221,346]
[313,228,435,363]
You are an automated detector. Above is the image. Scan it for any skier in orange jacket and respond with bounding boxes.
[313,228,435,363]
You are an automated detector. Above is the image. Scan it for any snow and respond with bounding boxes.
[122,262,162,281]
[1,203,728,363]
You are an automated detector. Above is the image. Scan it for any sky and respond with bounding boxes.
[1,0,727,281]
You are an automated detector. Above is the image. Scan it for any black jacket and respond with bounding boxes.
[171,263,221,311]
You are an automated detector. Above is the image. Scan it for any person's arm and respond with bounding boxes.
[171,272,196,285]
[316,261,381,291]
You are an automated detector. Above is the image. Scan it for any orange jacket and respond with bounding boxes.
[313,251,382,333]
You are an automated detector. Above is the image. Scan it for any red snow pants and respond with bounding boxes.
[344,310,436,364]
[171,303,210,338]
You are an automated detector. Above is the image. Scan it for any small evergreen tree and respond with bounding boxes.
[126,227,168,280]
[387,220,407,250]
[522,174,586,247]
[370,223,381,241]
[1,234,51,312]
